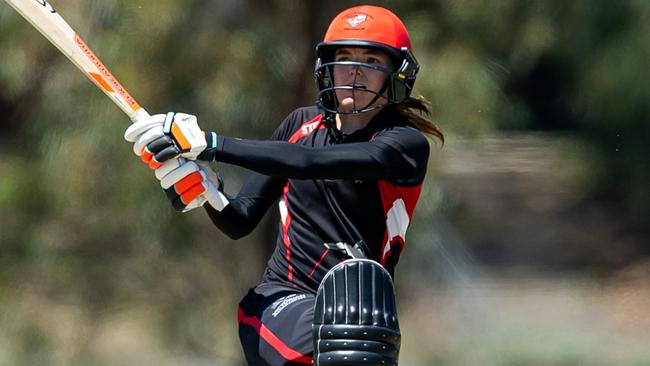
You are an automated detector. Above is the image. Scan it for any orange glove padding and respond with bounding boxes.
[156,160,228,212]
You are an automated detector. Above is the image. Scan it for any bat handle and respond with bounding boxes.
[130,107,151,123]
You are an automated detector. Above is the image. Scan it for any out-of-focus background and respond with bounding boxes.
[1,0,649,365]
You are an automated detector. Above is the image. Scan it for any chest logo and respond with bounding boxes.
[301,120,321,135]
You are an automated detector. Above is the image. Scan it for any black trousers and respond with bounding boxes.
[238,282,315,366]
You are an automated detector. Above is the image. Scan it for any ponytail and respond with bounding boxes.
[396,95,444,144]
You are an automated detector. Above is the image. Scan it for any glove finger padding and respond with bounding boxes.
[155,159,183,181]
[165,177,206,211]
[159,161,200,190]
[156,160,229,212]
[124,113,166,142]
[166,171,227,212]
[145,135,182,166]
[133,125,164,156]
[161,162,206,211]
[138,130,168,169]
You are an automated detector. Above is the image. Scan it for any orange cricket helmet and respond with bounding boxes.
[315,5,420,114]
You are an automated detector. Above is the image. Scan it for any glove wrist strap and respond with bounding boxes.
[198,131,219,161]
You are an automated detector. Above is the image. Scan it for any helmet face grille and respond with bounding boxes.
[315,60,390,114]
[314,50,419,114]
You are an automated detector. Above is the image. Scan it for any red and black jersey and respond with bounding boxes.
[205,104,429,293]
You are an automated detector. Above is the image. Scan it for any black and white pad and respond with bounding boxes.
[313,259,400,366]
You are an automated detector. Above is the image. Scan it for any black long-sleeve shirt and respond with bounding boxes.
[205,104,429,293]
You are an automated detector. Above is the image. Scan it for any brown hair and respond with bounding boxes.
[396,95,444,143]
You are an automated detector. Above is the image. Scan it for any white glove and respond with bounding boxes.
[125,112,208,169]
[155,159,229,212]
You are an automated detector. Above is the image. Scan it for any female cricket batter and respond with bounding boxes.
[125,5,443,366]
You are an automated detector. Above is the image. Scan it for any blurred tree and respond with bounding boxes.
[0,0,648,364]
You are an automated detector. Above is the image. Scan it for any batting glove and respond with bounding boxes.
[124,112,214,169]
[156,159,229,212]
[124,113,164,160]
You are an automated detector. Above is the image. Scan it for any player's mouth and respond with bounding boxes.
[347,84,367,90]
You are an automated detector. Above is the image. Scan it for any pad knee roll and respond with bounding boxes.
[313,259,400,366]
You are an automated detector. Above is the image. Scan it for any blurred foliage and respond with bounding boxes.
[0,0,649,365]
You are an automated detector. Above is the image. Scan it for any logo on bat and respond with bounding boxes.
[74,34,140,111]
[34,0,56,13]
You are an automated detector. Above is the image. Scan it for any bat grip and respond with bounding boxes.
[130,107,151,124]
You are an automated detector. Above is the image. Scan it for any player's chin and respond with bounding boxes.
[336,94,372,112]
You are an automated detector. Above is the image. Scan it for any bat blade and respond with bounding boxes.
[3,1,210,208]
[4,0,148,122]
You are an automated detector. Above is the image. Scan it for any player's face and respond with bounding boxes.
[332,47,393,113]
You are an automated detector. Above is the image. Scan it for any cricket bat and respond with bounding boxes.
[4,0,149,122]
[3,0,230,211]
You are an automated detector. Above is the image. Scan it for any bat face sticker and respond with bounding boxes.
[34,0,56,13]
